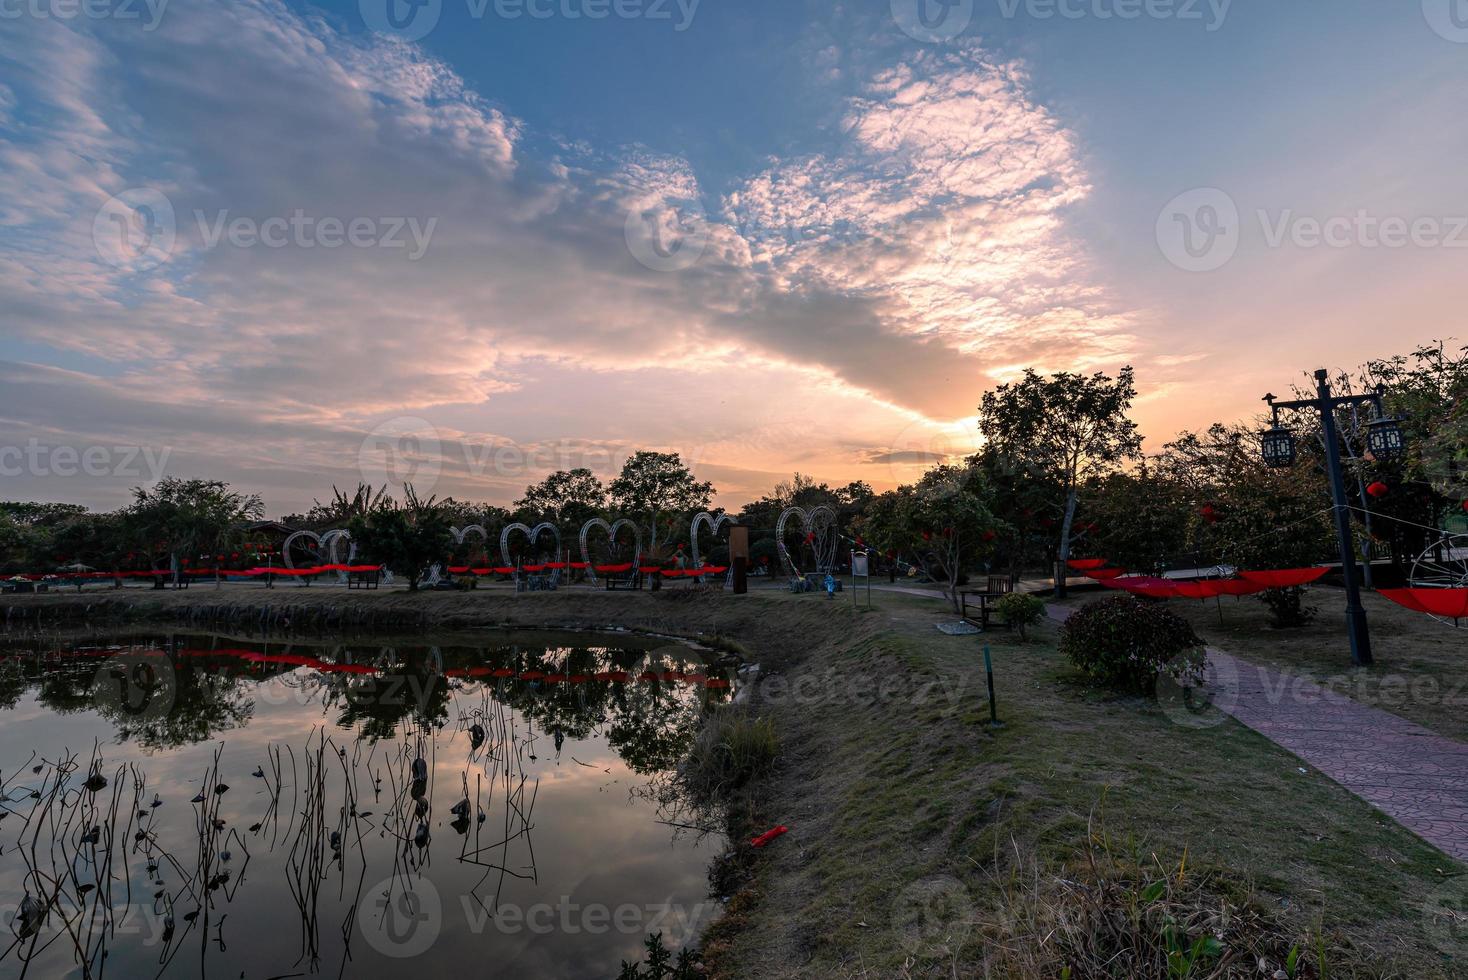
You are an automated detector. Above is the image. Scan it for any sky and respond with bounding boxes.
[1,0,1465,516]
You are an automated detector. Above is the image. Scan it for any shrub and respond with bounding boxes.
[680,707,777,800]
[1060,596,1205,693]
[996,592,1046,638]
[1259,586,1317,628]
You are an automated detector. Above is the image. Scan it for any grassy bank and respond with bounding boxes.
[705,592,1460,977]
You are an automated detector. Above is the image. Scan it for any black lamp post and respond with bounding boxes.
[1262,371,1405,667]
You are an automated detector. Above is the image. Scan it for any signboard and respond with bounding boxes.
[852,553,869,577]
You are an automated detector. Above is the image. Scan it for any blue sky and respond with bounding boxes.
[1,0,1464,513]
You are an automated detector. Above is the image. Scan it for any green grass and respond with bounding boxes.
[703,593,1461,978]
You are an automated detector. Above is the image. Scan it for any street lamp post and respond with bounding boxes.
[1262,369,1406,668]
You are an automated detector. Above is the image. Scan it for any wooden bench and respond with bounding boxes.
[959,576,1016,630]
[347,568,381,590]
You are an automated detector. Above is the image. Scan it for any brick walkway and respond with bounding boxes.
[1045,605,1468,862]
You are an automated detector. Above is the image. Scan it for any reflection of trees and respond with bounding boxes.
[113,661,254,750]
[325,647,452,739]
[11,644,255,749]
[605,683,705,774]
[0,635,728,772]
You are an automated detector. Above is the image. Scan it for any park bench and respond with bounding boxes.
[959,575,1016,631]
[347,568,380,590]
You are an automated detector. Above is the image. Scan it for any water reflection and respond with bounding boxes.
[0,630,733,977]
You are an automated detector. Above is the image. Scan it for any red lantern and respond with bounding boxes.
[803,531,815,544]
[886,549,896,559]
[921,530,932,542]
[1198,504,1218,524]
[1367,481,1389,499]
[982,530,997,542]
[1462,500,1468,514]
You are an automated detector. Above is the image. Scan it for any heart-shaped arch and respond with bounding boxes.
[579,518,642,583]
[450,525,490,563]
[776,505,838,578]
[282,529,321,568]
[500,522,562,569]
[689,512,733,569]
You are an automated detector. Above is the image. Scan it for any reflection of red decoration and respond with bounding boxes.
[1380,588,1468,618]
[1238,568,1328,588]
[1367,482,1389,499]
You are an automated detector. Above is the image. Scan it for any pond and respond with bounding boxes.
[0,628,735,977]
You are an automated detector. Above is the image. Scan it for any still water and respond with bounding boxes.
[0,628,734,978]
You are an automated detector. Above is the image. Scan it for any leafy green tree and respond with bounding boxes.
[282,483,392,529]
[348,485,452,591]
[908,464,1003,612]
[977,367,1143,596]
[515,467,608,533]
[1084,466,1194,574]
[608,452,713,550]
[122,478,263,584]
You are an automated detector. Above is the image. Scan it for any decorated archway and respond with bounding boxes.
[579,518,642,584]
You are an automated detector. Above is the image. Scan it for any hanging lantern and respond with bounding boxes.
[1198,504,1218,524]
[982,529,997,542]
[1366,481,1389,499]
[1364,416,1406,462]
[1261,426,1296,468]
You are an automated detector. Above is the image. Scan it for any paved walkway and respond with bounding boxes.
[1041,605,1468,862]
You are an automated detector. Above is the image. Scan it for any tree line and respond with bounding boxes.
[3,344,1464,611]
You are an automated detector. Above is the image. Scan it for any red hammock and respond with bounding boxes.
[1067,558,1108,570]
[1085,568,1127,580]
[1379,588,1468,618]
[1238,568,1328,588]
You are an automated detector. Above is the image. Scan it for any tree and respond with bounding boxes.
[907,464,1003,613]
[1084,466,1194,574]
[348,485,452,591]
[1155,421,1338,626]
[122,478,263,585]
[283,483,392,529]
[515,468,608,532]
[608,452,713,550]
[978,367,1143,596]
